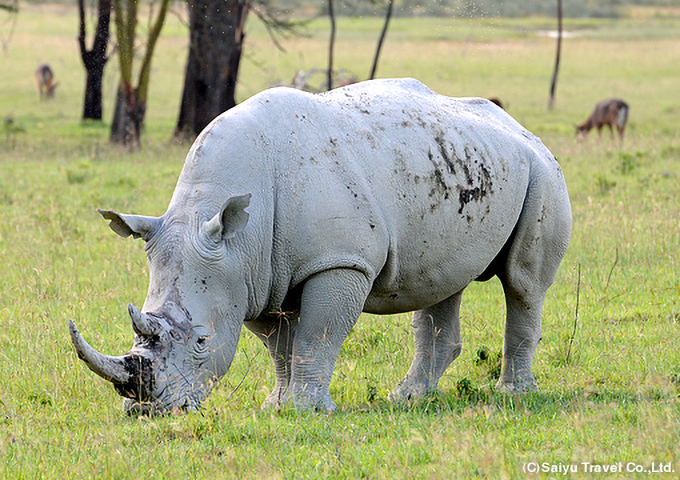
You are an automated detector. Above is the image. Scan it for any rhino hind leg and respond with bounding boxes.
[495,164,571,393]
[286,268,371,412]
[389,292,463,403]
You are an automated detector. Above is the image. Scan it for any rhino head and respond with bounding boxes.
[70,194,252,415]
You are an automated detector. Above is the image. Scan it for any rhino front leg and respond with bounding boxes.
[244,313,298,409]
[389,292,463,402]
[286,268,371,412]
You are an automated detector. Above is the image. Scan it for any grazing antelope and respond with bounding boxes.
[35,64,58,100]
[576,98,629,141]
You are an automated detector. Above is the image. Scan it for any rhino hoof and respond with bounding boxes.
[495,378,538,394]
[388,381,439,404]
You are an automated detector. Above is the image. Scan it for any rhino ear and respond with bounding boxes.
[204,194,251,241]
[98,209,162,241]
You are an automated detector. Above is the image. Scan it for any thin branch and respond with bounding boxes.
[548,0,562,109]
[166,3,188,29]
[113,0,136,84]
[252,8,288,52]
[250,2,309,53]
[369,0,394,80]
[137,0,171,105]
[327,0,336,91]
[92,0,112,57]
[78,0,87,53]
[223,350,259,402]
[604,247,619,294]
[0,0,19,52]
[0,1,18,12]
[565,263,581,365]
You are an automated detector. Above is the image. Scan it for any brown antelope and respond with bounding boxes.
[35,64,58,100]
[488,97,505,110]
[576,98,629,141]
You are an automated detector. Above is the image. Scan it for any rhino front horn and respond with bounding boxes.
[69,320,131,385]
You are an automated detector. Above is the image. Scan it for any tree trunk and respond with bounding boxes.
[110,82,143,148]
[174,0,248,140]
[110,0,138,146]
[109,0,169,148]
[78,0,111,121]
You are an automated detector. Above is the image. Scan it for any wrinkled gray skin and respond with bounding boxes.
[70,78,571,415]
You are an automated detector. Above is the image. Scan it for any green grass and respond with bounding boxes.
[1,4,679,478]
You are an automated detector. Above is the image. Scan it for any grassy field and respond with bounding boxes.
[1,4,679,478]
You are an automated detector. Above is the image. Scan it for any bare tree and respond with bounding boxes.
[0,0,18,52]
[110,0,171,148]
[369,0,394,80]
[326,0,336,91]
[548,0,562,110]
[78,0,112,120]
[0,0,17,12]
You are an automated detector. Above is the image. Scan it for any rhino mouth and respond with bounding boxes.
[122,373,207,415]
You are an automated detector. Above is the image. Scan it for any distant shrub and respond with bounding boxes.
[308,0,671,18]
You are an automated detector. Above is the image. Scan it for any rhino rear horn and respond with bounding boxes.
[98,209,162,241]
[128,304,162,337]
[69,320,131,385]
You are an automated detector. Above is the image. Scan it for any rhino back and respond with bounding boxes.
[174,79,556,315]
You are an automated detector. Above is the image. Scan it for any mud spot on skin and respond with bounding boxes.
[457,164,493,214]
[435,135,457,175]
[431,168,449,196]
[427,150,450,197]
[193,276,211,294]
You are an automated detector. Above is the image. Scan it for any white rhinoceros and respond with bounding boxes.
[70,78,571,414]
